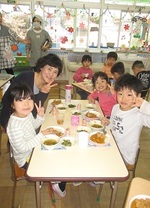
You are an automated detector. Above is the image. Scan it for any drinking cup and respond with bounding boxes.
[56,113,65,125]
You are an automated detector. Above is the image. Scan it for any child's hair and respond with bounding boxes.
[111,62,125,75]
[9,83,34,105]
[115,73,143,95]
[107,51,118,60]
[82,55,92,64]
[132,60,145,70]
[92,71,108,87]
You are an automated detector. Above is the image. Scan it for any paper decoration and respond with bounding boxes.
[124,24,130,31]
[66,27,74,33]
[79,22,85,29]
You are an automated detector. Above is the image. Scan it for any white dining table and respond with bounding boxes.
[26,99,129,208]
[72,81,93,98]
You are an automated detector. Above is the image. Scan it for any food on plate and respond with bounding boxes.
[90,132,106,144]
[77,129,88,133]
[85,111,98,118]
[72,111,81,115]
[68,104,76,108]
[57,107,67,110]
[130,198,150,208]
[51,99,61,105]
[61,139,72,147]
[43,139,58,146]
[46,128,64,137]
[91,124,103,128]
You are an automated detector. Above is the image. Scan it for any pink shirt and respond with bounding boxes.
[73,67,94,82]
[88,90,117,117]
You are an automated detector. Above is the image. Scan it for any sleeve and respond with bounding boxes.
[140,100,150,115]
[30,114,45,129]
[7,127,43,154]
[8,28,19,43]
[73,68,84,82]
[26,30,31,50]
[88,91,99,100]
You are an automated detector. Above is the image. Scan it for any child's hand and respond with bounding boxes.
[41,128,52,136]
[101,116,110,126]
[88,98,95,104]
[131,90,144,108]
[107,83,115,94]
[35,101,45,117]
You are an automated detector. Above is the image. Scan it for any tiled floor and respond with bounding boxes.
[0,84,150,208]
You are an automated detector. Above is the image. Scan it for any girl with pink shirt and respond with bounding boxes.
[73,55,94,99]
[88,71,117,117]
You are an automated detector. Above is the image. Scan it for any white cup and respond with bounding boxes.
[77,132,89,148]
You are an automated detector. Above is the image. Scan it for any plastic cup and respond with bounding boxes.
[56,113,65,125]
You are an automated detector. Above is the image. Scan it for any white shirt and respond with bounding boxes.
[110,100,150,165]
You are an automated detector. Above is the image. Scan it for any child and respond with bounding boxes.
[73,55,94,99]
[6,83,66,198]
[102,73,150,168]
[132,60,150,99]
[111,61,125,81]
[88,71,117,118]
[101,51,118,79]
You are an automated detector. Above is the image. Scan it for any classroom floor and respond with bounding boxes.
[0,84,150,208]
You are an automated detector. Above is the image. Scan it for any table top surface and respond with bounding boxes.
[0,74,14,88]
[72,81,93,94]
[26,99,129,182]
[124,177,150,208]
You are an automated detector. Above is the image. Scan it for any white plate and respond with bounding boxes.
[89,120,104,131]
[56,104,67,113]
[85,103,96,110]
[45,126,65,137]
[84,110,100,121]
[41,134,60,150]
[76,126,91,133]
[72,109,81,115]
[59,136,76,147]
[129,194,150,208]
[89,131,110,146]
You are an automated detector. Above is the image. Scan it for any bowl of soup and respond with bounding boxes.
[41,135,60,150]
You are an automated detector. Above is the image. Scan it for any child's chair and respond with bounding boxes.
[96,147,140,202]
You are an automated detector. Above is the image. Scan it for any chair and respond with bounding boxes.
[96,147,140,202]
[9,146,26,208]
[9,146,56,208]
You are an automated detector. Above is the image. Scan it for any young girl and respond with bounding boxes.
[88,71,117,117]
[73,55,94,99]
[6,83,66,198]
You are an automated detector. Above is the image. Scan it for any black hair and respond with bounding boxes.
[115,73,143,95]
[92,71,109,87]
[35,53,63,76]
[82,55,92,64]
[107,51,118,60]
[9,83,34,105]
[32,16,41,24]
[132,60,145,70]
[111,62,125,75]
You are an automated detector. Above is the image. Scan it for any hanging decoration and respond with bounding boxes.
[79,22,85,29]
[66,27,74,33]
[60,36,68,44]
[124,24,130,31]
[79,38,84,43]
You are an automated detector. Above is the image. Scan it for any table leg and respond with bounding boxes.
[109,181,118,208]
[35,181,41,208]
[72,86,77,99]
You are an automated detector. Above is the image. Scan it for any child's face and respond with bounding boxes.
[112,72,120,81]
[95,77,108,92]
[117,88,137,111]
[12,97,34,118]
[82,60,91,68]
[107,57,116,66]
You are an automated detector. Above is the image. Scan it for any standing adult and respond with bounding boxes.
[0,12,29,75]
[26,15,52,71]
